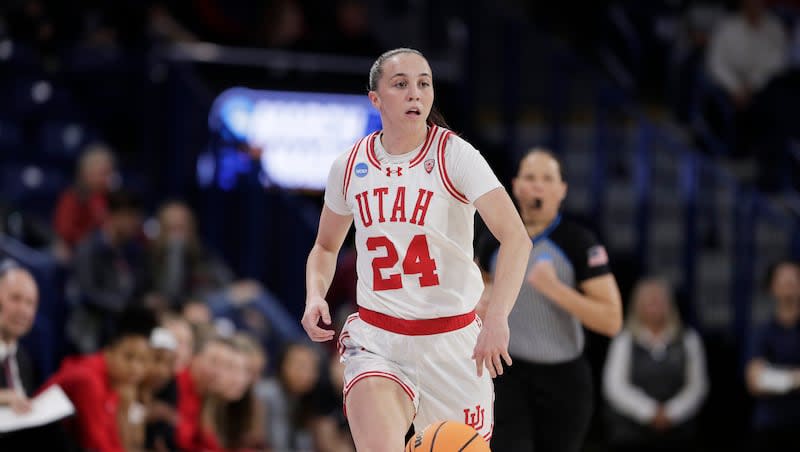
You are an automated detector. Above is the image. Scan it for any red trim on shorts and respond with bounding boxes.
[344,313,359,326]
[483,424,493,442]
[358,307,476,336]
[409,125,438,167]
[342,371,416,418]
[436,131,470,204]
[343,136,365,198]
[337,332,349,355]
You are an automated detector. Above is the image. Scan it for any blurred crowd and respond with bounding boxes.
[599,0,800,192]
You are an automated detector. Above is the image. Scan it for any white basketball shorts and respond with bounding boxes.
[337,308,494,442]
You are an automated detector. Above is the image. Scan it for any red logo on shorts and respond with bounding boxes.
[463,405,485,430]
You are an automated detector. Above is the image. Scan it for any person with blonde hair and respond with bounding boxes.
[603,277,708,452]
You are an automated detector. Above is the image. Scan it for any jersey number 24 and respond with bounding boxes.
[367,234,440,291]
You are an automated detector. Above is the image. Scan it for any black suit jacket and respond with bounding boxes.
[0,346,36,395]
[0,345,78,451]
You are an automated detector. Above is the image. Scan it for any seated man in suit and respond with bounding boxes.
[0,261,52,449]
[0,261,37,411]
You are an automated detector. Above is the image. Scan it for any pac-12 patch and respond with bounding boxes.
[354,162,368,177]
[424,158,435,173]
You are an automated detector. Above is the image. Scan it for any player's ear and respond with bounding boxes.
[368,91,380,110]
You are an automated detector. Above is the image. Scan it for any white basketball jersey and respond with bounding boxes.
[325,125,502,320]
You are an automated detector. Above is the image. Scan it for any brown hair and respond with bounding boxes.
[368,47,450,129]
[518,148,565,180]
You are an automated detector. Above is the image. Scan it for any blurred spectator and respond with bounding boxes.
[669,2,726,124]
[0,264,36,439]
[141,326,179,452]
[751,17,800,191]
[0,263,37,408]
[705,0,787,157]
[707,0,787,112]
[603,277,709,452]
[40,305,157,452]
[52,143,116,255]
[256,342,321,452]
[745,260,800,451]
[147,200,233,307]
[183,297,213,328]
[208,333,268,451]
[163,312,195,372]
[69,190,147,353]
[0,262,74,450]
[146,199,302,362]
[175,333,239,452]
[235,332,267,384]
[306,353,355,452]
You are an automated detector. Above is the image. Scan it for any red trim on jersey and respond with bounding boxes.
[358,307,476,336]
[343,136,365,198]
[436,131,470,204]
[409,125,438,167]
[366,132,381,169]
[343,371,416,418]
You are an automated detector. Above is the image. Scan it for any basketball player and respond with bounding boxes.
[302,48,531,451]
[478,149,623,452]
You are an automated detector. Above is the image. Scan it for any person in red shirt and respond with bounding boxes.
[52,143,116,255]
[40,305,157,452]
[176,334,243,452]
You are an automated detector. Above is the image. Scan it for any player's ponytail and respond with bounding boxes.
[427,105,450,129]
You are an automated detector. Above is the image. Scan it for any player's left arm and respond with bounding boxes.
[445,136,530,377]
[528,263,622,337]
[472,188,531,378]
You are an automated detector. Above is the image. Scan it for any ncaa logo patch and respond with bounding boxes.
[354,162,368,178]
[424,158,435,173]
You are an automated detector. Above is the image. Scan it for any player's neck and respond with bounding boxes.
[380,125,428,155]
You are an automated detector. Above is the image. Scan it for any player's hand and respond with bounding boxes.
[527,257,559,295]
[472,314,512,378]
[8,393,32,414]
[302,295,336,342]
[651,406,672,431]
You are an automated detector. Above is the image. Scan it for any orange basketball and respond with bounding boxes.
[405,421,490,451]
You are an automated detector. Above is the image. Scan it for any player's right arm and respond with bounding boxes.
[303,150,355,342]
[303,206,353,342]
